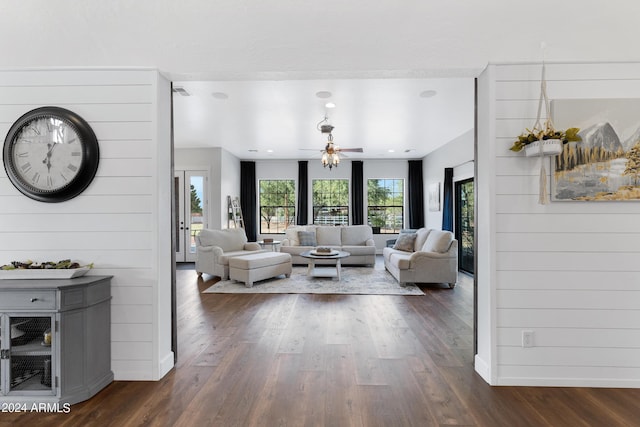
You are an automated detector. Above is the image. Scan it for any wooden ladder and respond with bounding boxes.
[227,196,244,229]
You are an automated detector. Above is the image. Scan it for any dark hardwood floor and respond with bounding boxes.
[3,259,640,426]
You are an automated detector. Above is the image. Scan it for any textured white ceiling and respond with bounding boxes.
[1,1,638,158]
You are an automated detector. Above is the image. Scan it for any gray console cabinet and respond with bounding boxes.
[0,275,113,406]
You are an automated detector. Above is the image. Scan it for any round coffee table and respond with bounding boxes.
[300,249,350,281]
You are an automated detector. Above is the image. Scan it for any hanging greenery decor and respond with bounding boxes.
[510,123,581,153]
[510,63,582,204]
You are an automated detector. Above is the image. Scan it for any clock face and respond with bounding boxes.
[11,116,84,192]
[3,107,99,202]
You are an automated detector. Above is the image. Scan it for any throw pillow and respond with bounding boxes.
[298,231,317,246]
[393,233,417,252]
[422,229,453,253]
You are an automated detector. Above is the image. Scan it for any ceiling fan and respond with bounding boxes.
[301,116,363,170]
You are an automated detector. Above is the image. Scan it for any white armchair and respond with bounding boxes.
[195,228,266,279]
[382,228,458,288]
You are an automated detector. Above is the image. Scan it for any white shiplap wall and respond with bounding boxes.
[0,69,173,380]
[484,62,640,387]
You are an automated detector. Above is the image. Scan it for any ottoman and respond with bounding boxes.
[228,252,292,288]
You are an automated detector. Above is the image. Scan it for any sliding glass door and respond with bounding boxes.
[455,178,474,275]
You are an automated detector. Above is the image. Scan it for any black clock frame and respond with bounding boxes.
[3,106,100,203]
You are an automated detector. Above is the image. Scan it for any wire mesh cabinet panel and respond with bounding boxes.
[1,315,55,397]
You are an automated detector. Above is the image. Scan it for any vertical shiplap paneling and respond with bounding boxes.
[0,69,164,380]
[492,62,640,387]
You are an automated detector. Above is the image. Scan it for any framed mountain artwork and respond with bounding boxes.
[551,98,640,201]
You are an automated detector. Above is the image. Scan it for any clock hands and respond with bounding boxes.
[42,125,65,173]
[42,142,57,173]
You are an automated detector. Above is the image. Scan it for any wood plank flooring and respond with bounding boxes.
[3,259,640,426]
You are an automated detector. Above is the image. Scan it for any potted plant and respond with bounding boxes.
[369,213,385,234]
[510,121,582,156]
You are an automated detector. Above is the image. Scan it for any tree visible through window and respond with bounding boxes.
[312,179,349,226]
[259,180,295,234]
[367,179,403,233]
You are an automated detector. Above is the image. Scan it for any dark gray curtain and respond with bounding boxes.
[296,161,308,225]
[240,161,257,241]
[351,161,364,225]
[442,167,454,231]
[407,160,425,229]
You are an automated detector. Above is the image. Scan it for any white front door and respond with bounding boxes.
[175,170,208,262]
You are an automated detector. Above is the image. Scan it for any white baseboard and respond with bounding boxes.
[158,351,175,379]
[497,377,640,388]
[474,354,492,384]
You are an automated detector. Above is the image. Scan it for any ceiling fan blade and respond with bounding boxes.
[299,148,323,151]
[337,148,363,153]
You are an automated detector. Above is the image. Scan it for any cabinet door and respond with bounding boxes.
[3,314,55,396]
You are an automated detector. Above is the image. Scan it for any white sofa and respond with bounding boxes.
[382,228,458,288]
[195,228,267,279]
[280,225,376,265]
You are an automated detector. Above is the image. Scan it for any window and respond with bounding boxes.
[259,180,295,233]
[312,179,349,226]
[367,179,404,233]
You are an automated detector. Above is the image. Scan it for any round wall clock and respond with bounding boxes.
[3,106,100,202]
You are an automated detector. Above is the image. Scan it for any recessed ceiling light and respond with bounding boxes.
[325,102,336,109]
[266,149,274,153]
[388,149,395,153]
[404,149,414,153]
[419,90,437,98]
[316,91,332,99]
[248,149,258,152]
[212,92,229,99]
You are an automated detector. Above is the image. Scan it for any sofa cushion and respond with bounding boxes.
[413,228,431,252]
[298,230,317,246]
[218,250,257,266]
[390,251,412,270]
[422,229,453,253]
[285,227,302,246]
[393,233,417,252]
[341,225,373,245]
[342,245,376,256]
[316,226,342,246]
[198,228,247,252]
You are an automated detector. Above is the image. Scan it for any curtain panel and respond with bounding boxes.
[407,160,425,229]
[442,167,454,231]
[351,161,364,225]
[240,161,257,241]
[296,161,308,225]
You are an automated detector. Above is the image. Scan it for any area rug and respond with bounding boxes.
[202,266,424,295]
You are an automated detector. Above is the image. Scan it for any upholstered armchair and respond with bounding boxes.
[383,228,458,288]
[195,228,266,279]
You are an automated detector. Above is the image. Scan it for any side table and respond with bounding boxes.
[257,240,281,252]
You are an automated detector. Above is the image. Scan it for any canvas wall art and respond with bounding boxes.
[428,182,440,211]
[551,98,640,201]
